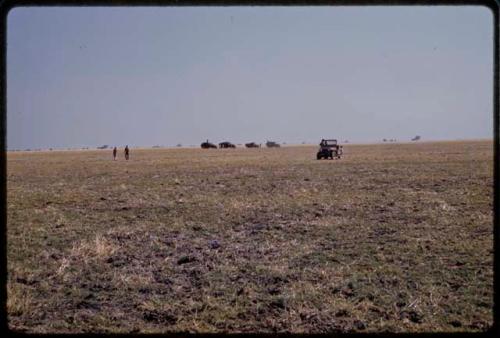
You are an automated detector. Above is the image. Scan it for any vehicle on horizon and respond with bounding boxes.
[317,139,342,160]
[219,141,236,148]
[245,142,261,148]
[266,141,280,148]
[201,140,217,149]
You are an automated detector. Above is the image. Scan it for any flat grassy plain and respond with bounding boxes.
[7,140,494,333]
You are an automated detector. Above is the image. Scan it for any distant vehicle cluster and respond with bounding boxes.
[199,138,346,161]
[200,140,283,149]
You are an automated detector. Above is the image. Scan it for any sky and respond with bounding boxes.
[7,6,494,149]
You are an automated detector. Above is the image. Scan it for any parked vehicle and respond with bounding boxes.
[317,139,342,160]
[219,141,236,148]
[266,141,280,148]
[201,140,217,149]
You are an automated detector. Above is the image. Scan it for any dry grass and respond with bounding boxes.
[7,140,494,333]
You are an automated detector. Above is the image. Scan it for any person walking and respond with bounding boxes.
[113,147,117,160]
[124,145,129,160]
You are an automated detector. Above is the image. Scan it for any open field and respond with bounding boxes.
[7,140,494,333]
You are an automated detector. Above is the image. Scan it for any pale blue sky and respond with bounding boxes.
[7,6,494,149]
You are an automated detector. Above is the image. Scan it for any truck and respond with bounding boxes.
[316,139,342,160]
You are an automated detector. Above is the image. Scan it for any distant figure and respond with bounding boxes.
[113,147,117,160]
[124,145,129,160]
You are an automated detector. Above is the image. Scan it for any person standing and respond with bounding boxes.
[113,147,117,160]
[124,145,129,160]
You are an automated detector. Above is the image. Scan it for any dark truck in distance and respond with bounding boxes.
[219,141,236,148]
[317,139,343,160]
[266,141,281,148]
[201,140,217,149]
